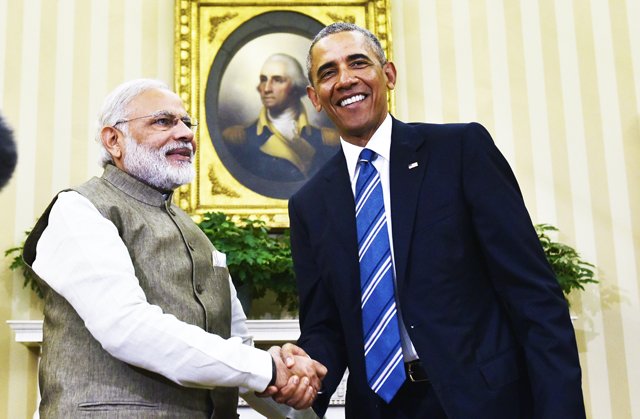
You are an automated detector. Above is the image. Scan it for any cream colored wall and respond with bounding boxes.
[0,0,637,418]
[0,0,174,417]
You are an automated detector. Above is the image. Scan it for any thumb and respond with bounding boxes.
[282,343,308,367]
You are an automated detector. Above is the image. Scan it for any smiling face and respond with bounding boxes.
[306,30,396,146]
[101,88,197,191]
[123,88,196,162]
[258,60,297,116]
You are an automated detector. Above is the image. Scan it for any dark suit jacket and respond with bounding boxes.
[225,121,339,183]
[288,118,585,419]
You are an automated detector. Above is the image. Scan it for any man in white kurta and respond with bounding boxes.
[23,79,325,418]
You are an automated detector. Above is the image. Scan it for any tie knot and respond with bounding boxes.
[359,148,377,164]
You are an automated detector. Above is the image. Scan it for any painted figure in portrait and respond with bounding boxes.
[222,53,339,184]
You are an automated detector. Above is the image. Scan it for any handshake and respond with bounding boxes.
[259,343,328,410]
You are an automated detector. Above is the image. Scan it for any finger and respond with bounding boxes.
[314,360,328,378]
[289,357,324,390]
[299,360,327,390]
[269,347,296,389]
[290,384,317,410]
[267,346,282,359]
[283,342,309,357]
[290,355,316,376]
[281,343,300,367]
[308,374,322,392]
[284,376,312,408]
[272,375,300,404]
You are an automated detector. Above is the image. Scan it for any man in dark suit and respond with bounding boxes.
[286,22,586,418]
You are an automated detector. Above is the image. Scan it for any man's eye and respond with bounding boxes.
[181,119,193,128]
[154,117,174,127]
[319,70,334,80]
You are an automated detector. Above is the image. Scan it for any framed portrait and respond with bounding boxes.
[174,0,392,227]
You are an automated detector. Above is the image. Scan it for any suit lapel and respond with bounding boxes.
[322,152,360,295]
[322,152,357,250]
[389,118,429,294]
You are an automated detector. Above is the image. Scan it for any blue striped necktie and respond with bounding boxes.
[355,148,405,403]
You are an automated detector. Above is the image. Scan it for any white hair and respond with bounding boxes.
[263,53,308,98]
[95,79,170,167]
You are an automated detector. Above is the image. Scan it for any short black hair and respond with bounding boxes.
[0,114,17,190]
[306,22,387,84]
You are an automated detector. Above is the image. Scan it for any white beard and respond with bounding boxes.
[122,135,195,191]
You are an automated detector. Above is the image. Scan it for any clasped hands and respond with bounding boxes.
[259,342,327,410]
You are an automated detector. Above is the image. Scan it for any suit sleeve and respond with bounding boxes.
[289,194,348,416]
[461,123,585,417]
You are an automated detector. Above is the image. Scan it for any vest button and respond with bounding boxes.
[195,284,204,294]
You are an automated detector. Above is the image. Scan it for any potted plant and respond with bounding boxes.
[196,212,297,314]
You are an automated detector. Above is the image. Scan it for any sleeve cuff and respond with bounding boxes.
[268,356,277,387]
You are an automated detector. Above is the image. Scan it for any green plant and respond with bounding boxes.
[4,221,597,312]
[197,211,298,311]
[535,223,598,301]
[4,230,43,298]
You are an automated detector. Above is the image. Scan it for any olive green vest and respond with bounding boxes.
[23,165,238,418]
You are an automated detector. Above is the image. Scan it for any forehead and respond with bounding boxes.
[310,31,374,67]
[261,60,288,77]
[126,88,186,115]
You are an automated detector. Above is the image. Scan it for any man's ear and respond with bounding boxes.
[383,62,397,90]
[306,85,322,112]
[101,126,123,161]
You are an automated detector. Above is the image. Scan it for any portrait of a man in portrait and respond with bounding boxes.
[209,31,339,200]
[222,53,339,184]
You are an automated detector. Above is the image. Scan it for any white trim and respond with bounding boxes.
[6,320,43,347]
[7,319,301,347]
[242,319,301,343]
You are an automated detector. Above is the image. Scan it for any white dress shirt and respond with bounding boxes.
[32,191,316,418]
[340,113,419,362]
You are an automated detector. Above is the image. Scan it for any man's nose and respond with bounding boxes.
[336,67,357,89]
[174,120,195,141]
[173,122,196,153]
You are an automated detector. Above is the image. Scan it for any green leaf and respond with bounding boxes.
[534,223,598,305]
[3,228,44,298]
[197,212,298,311]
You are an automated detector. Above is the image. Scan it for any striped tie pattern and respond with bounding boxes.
[355,148,405,403]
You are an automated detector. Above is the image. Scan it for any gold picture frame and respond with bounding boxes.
[174,0,392,227]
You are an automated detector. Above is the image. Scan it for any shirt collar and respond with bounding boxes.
[341,113,392,182]
[102,164,173,207]
[256,104,311,136]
